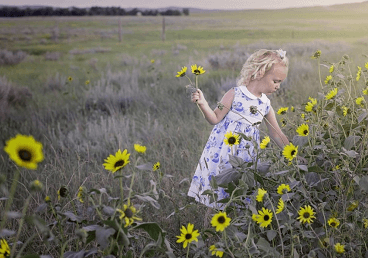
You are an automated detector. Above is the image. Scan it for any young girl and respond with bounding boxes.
[187,49,290,209]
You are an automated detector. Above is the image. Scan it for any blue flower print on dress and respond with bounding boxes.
[234,102,244,112]
[211,153,219,163]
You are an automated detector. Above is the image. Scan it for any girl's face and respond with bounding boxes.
[259,63,288,95]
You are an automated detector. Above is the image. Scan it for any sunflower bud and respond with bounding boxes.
[58,186,69,199]
[30,180,44,192]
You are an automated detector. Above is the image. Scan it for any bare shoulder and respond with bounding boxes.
[221,87,235,103]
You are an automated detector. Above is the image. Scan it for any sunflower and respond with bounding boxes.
[57,186,69,201]
[290,106,295,112]
[209,245,224,257]
[297,205,316,224]
[356,66,362,81]
[365,62,368,70]
[260,136,270,149]
[150,59,155,63]
[356,97,364,106]
[276,198,285,214]
[253,207,273,228]
[223,131,240,146]
[363,218,368,228]
[280,118,287,127]
[103,149,130,173]
[77,186,87,203]
[176,223,200,248]
[324,75,332,85]
[0,239,10,257]
[152,161,160,171]
[325,88,338,100]
[277,107,289,115]
[334,243,345,254]
[347,200,358,211]
[85,80,90,85]
[305,97,317,112]
[327,218,340,228]
[4,134,44,170]
[211,211,231,232]
[329,65,334,73]
[342,106,349,116]
[68,76,73,82]
[134,144,146,154]
[45,195,51,203]
[175,66,187,78]
[311,50,321,59]
[282,143,298,161]
[256,188,267,202]
[116,201,142,227]
[191,64,205,75]
[363,87,368,95]
[277,184,291,195]
[296,124,309,136]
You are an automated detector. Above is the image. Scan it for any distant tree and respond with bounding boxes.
[183,8,189,16]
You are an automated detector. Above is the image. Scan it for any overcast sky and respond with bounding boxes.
[6,0,367,9]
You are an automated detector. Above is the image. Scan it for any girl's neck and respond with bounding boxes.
[245,81,262,98]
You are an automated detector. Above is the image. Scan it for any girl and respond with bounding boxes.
[187,49,290,209]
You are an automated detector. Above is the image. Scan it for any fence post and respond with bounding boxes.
[161,16,165,42]
[119,18,122,42]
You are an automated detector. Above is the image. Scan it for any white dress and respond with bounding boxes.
[187,86,271,208]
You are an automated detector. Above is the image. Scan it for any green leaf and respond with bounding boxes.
[292,135,309,147]
[359,176,368,192]
[135,195,160,209]
[257,162,271,175]
[95,226,115,249]
[228,155,246,168]
[344,136,360,150]
[0,229,15,238]
[21,255,40,258]
[308,166,324,173]
[62,211,82,223]
[302,231,315,238]
[358,111,368,123]
[266,230,277,241]
[133,222,166,243]
[214,168,241,187]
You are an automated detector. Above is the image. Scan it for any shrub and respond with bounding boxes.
[0,49,27,66]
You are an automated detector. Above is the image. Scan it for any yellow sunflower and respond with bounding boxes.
[296,124,309,136]
[277,107,289,115]
[324,75,332,85]
[77,186,87,203]
[356,97,364,106]
[224,131,240,146]
[45,195,51,203]
[260,136,270,149]
[297,205,316,224]
[253,207,273,228]
[176,223,200,248]
[347,200,358,211]
[325,88,338,100]
[363,87,368,95]
[57,186,69,201]
[116,201,142,227]
[305,97,317,112]
[276,198,285,214]
[256,188,267,202]
[209,245,224,257]
[327,218,340,228]
[85,80,90,85]
[363,218,368,228]
[277,184,291,195]
[280,118,287,127]
[150,59,155,63]
[334,243,345,254]
[4,134,44,170]
[211,211,231,232]
[68,76,73,82]
[290,106,295,112]
[282,143,298,161]
[176,66,187,78]
[152,161,160,171]
[329,65,334,73]
[134,144,146,154]
[365,62,368,70]
[191,64,206,75]
[103,149,130,173]
[311,50,321,59]
[342,106,349,116]
[0,239,10,257]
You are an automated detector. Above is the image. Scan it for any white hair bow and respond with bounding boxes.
[276,49,286,59]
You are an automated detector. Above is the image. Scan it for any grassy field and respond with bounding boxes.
[1,2,368,256]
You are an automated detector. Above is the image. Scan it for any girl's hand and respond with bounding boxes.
[191,89,206,106]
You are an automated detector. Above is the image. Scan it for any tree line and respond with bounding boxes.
[0,6,190,17]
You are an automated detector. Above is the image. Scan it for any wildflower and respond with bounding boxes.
[334,243,345,254]
[277,107,289,115]
[211,211,231,232]
[150,59,155,63]
[324,75,332,84]
[355,97,365,107]
[277,184,291,195]
[175,66,187,78]
[0,239,10,257]
[4,134,44,170]
[325,88,338,100]
[30,180,43,192]
[342,106,349,116]
[45,195,51,203]
[209,245,224,257]
[152,161,160,171]
[328,218,340,228]
[224,131,240,146]
[329,65,334,73]
[297,205,316,224]
[363,87,368,95]
[68,76,73,82]
[57,186,69,201]
[85,80,90,85]
[301,113,306,119]
[256,188,267,202]
[253,207,273,228]
[311,50,321,59]
[365,62,368,70]
[276,198,285,214]
[280,118,287,127]
[363,218,368,228]
[260,136,270,149]
[191,64,205,75]
[134,144,146,154]
[77,186,87,203]
[176,223,200,248]
[116,201,142,227]
[305,97,317,112]
[290,106,295,112]
[356,66,362,81]
[347,200,358,211]
[296,124,309,136]
[282,143,298,161]
[103,149,130,173]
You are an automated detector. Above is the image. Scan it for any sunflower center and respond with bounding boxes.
[185,233,192,240]
[228,137,236,144]
[303,212,310,219]
[217,216,225,224]
[194,69,200,74]
[114,160,125,168]
[291,150,296,156]
[18,149,32,161]
[125,208,133,218]
[303,130,308,135]
[331,222,336,227]
[264,215,270,221]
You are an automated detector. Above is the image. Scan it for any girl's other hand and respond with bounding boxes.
[191,89,206,106]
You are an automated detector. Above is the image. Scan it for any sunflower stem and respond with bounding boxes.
[223,230,235,258]
[266,195,285,257]
[186,243,190,258]
[119,170,124,207]
[15,233,37,258]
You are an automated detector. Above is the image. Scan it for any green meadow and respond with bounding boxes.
[1,2,368,257]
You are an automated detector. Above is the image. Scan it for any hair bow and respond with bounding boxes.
[276,49,286,59]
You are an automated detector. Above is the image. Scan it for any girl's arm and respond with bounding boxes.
[192,88,235,125]
[264,107,289,148]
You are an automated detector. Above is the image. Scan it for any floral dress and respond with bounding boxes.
[187,86,271,208]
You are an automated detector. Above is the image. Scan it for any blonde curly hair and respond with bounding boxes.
[237,49,289,87]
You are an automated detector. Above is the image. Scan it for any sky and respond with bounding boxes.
[4,0,367,9]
